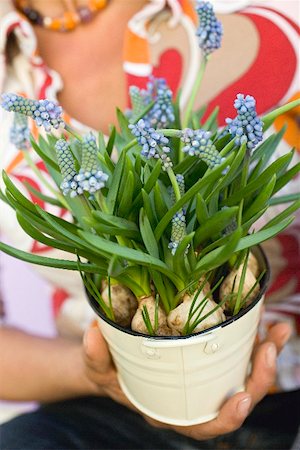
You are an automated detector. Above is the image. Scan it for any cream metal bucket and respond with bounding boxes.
[88,246,269,426]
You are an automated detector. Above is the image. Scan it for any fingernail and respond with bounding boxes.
[237,397,251,416]
[266,343,277,368]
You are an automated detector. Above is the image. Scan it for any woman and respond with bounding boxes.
[0,0,299,448]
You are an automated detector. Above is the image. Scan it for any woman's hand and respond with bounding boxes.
[82,321,291,440]
[82,322,132,408]
[147,322,292,440]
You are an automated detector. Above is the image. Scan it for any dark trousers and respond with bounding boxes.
[1,391,299,450]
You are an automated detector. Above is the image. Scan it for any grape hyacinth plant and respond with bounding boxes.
[0,1,300,338]
[9,112,30,151]
[225,94,264,150]
[2,93,64,132]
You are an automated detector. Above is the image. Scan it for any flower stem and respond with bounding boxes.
[23,151,69,209]
[262,98,300,131]
[158,129,182,138]
[65,124,82,141]
[123,138,138,153]
[182,57,207,130]
[167,168,181,202]
[96,191,109,213]
[237,150,250,226]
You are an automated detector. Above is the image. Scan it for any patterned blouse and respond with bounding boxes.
[0,0,299,391]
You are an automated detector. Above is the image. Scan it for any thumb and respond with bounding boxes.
[83,322,112,373]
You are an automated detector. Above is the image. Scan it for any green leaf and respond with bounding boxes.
[154,153,233,240]
[23,181,63,207]
[83,218,140,240]
[173,232,195,277]
[131,160,162,210]
[101,152,115,173]
[194,227,242,275]
[116,108,133,141]
[35,205,99,255]
[223,153,292,207]
[174,155,197,175]
[134,153,142,176]
[219,137,236,157]
[214,133,231,151]
[141,189,156,227]
[273,162,300,195]
[150,270,172,313]
[0,188,10,206]
[0,241,105,273]
[4,191,73,243]
[207,191,219,216]
[154,181,168,222]
[194,104,207,123]
[118,170,134,216]
[242,175,276,223]
[16,213,76,254]
[261,200,300,230]
[242,207,268,234]
[205,143,246,200]
[106,126,116,156]
[3,171,37,213]
[194,207,239,248]
[139,208,159,258]
[132,100,155,124]
[16,213,105,265]
[91,210,138,231]
[79,231,184,289]
[97,131,107,155]
[108,255,126,278]
[202,106,219,132]
[195,194,209,224]
[30,137,60,172]
[262,99,300,131]
[251,126,286,165]
[106,151,125,214]
[236,218,294,251]
[269,193,300,206]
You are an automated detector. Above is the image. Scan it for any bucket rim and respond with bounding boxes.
[86,244,270,340]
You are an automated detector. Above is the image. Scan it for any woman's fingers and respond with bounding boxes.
[265,322,292,352]
[161,391,252,440]
[192,392,252,440]
[246,341,277,404]
[82,323,134,408]
[83,323,112,374]
[246,322,291,405]
[151,322,293,440]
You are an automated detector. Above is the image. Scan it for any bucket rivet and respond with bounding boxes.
[141,346,161,359]
[204,342,220,354]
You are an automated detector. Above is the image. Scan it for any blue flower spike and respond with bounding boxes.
[10,112,30,150]
[1,93,64,132]
[225,94,263,150]
[55,135,108,198]
[129,86,151,120]
[146,77,175,128]
[181,128,223,168]
[55,139,79,197]
[129,77,175,129]
[75,133,108,196]
[168,210,188,255]
[129,119,173,171]
[196,1,223,56]
[170,174,185,204]
[169,175,189,255]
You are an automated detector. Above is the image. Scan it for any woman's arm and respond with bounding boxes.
[0,326,98,402]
